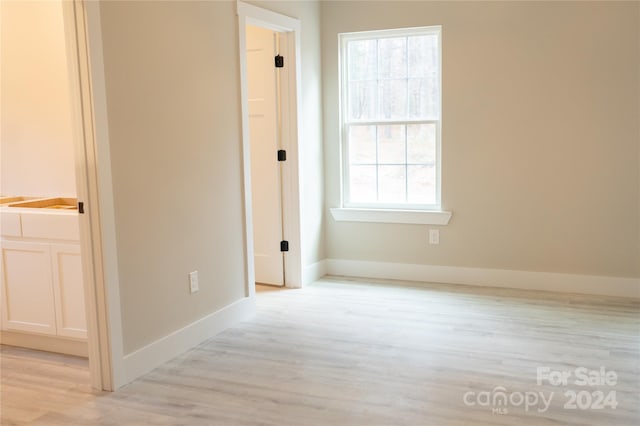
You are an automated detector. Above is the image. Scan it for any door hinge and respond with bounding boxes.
[277,150,286,162]
[280,240,289,252]
[78,202,85,214]
[275,54,284,68]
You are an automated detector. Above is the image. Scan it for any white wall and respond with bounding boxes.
[1,0,77,197]
[322,1,640,280]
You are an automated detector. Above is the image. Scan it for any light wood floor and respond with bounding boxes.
[1,277,639,425]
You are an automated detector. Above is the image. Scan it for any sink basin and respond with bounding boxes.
[8,197,78,210]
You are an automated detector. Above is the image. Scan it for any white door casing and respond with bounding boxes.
[64,0,120,390]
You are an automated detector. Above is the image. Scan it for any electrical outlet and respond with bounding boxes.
[189,271,199,294]
[429,229,440,245]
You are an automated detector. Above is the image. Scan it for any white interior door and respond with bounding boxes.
[247,25,284,286]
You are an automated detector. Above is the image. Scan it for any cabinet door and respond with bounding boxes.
[1,241,56,335]
[51,244,86,339]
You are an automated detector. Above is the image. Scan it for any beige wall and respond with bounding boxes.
[322,1,640,278]
[98,0,247,354]
[247,1,326,269]
[0,0,77,197]
[97,0,324,354]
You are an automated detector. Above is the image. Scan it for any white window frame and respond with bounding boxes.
[333,26,451,225]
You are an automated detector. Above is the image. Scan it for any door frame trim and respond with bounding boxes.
[237,1,303,294]
[63,0,125,390]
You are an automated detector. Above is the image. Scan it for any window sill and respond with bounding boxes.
[330,208,452,225]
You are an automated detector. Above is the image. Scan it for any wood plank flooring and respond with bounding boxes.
[1,277,639,425]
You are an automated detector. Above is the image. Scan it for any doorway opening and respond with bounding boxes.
[246,25,286,287]
[237,2,303,295]
[0,0,111,391]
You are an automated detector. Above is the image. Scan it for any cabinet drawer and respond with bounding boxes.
[1,212,21,237]
[20,213,79,241]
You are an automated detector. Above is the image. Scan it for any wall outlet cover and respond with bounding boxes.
[429,229,440,245]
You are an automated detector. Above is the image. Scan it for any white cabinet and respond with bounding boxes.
[0,210,86,341]
[1,241,57,335]
[51,244,86,339]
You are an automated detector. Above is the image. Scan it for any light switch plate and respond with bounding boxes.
[189,271,199,293]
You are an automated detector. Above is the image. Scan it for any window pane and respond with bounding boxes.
[408,35,438,78]
[408,78,426,118]
[378,79,407,119]
[341,27,441,208]
[349,80,377,120]
[407,124,436,164]
[349,165,377,203]
[408,78,438,119]
[378,37,407,79]
[408,165,436,204]
[378,125,405,164]
[378,165,406,203]
[349,126,376,164]
[348,40,377,81]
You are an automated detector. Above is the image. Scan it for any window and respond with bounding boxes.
[340,26,442,211]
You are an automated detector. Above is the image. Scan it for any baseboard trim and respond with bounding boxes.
[302,260,327,286]
[0,331,88,357]
[121,296,255,386]
[326,259,640,299]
